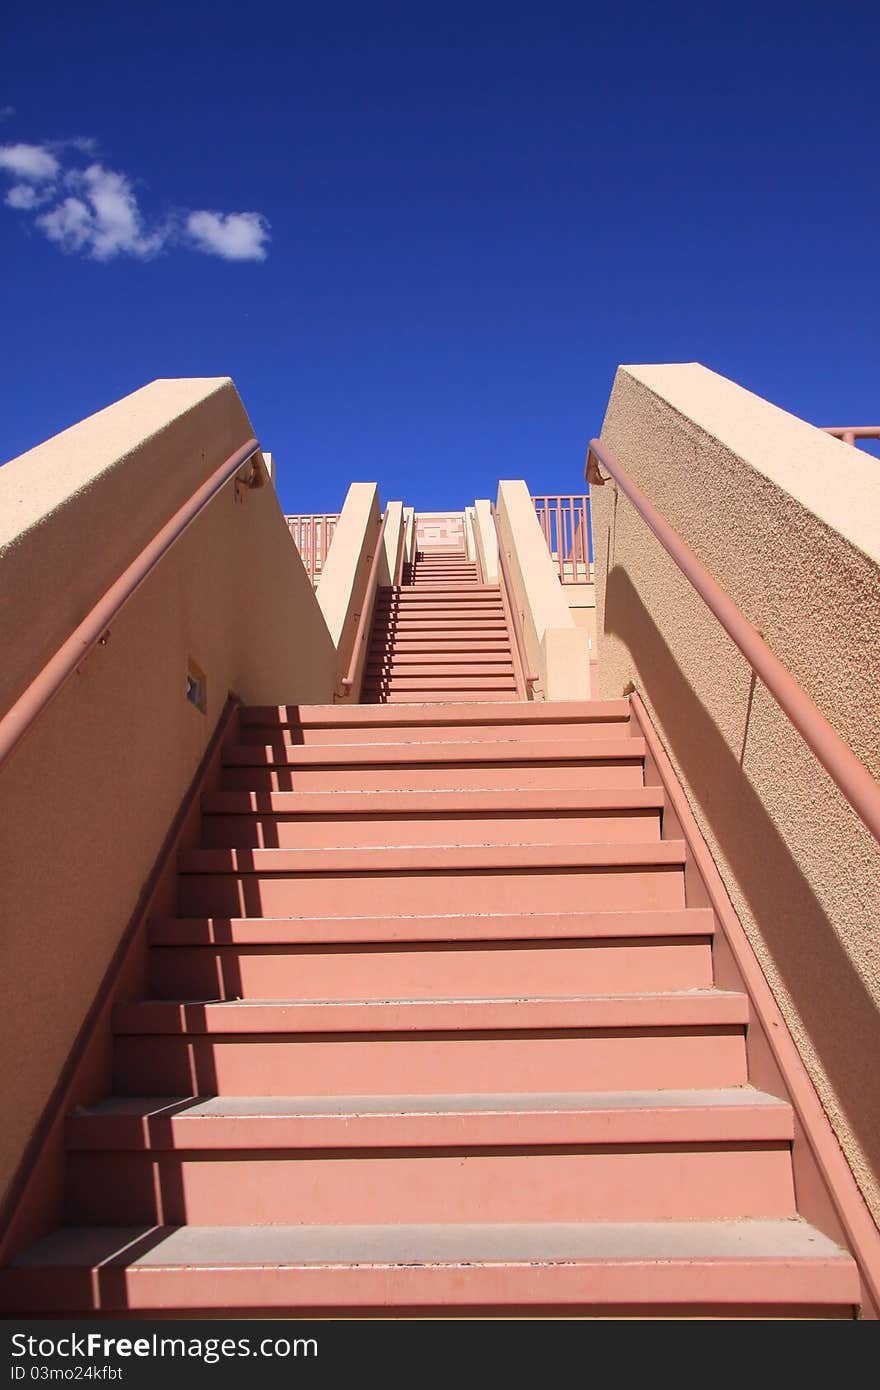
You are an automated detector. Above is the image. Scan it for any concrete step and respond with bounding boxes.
[221,756,645,791]
[148,923,710,998]
[222,736,646,767]
[199,786,665,848]
[175,840,687,916]
[149,906,716,945]
[238,700,631,731]
[362,674,517,692]
[64,1089,796,1226]
[111,992,748,1096]
[5,1220,857,1315]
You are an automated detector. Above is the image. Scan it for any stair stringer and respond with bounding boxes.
[0,698,242,1269]
[630,691,880,1317]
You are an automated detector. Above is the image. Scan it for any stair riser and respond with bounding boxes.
[363,677,517,692]
[200,809,662,847]
[4,1269,855,1317]
[223,739,643,767]
[365,665,516,680]
[113,1028,747,1096]
[367,652,514,665]
[148,939,713,999]
[220,764,646,792]
[177,865,685,916]
[237,719,631,746]
[372,627,507,639]
[364,695,522,706]
[373,601,504,611]
[65,1145,794,1225]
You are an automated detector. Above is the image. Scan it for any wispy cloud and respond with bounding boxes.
[0,138,270,262]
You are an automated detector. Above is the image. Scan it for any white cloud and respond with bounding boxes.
[185,210,270,261]
[5,183,51,210]
[36,164,165,261]
[0,137,270,264]
[0,141,60,181]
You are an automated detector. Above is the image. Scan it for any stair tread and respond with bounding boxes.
[71,1085,786,1119]
[67,1088,794,1149]
[149,907,715,944]
[178,840,686,874]
[12,1218,853,1269]
[201,787,666,815]
[223,736,646,766]
[113,990,749,1034]
[240,701,630,725]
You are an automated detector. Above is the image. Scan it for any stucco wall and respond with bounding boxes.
[0,379,337,1205]
[496,480,591,701]
[316,482,381,698]
[592,362,880,1220]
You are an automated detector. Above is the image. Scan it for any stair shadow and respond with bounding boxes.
[604,565,880,1193]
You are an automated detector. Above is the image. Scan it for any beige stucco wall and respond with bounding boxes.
[0,379,337,1207]
[496,480,591,701]
[592,362,880,1220]
[564,583,597,656]
[380,501,404,586]
[472,500,498,584]
[316,482,381,697]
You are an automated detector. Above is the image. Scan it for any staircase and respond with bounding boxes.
[362,545,519,703]
[2,697,858,1317]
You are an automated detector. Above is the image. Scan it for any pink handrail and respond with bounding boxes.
[822,426,880,449]
[586,437,880,843]
[0,438,263,774]
[490,503,539,693]
[340,509,389,693]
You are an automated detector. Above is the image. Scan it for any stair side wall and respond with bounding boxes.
[591,361,880,1224]
[0,379,337,1215]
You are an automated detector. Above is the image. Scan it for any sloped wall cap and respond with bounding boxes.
[619,363,880,565]
[0,378,236,547]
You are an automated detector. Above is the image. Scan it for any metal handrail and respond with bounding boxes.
[490,503,539,693]
[822,426,880,444]
[0,438,263,774]
[340,509,389,693]
[586,437,880,843]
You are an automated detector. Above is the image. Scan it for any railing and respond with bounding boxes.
[586,438,880,843]
[490,503,539,698]
[0,438,264,775]
[532,494,592,584]
[339,509,389,696]
[286,513,339,585]
[822,426,880,451]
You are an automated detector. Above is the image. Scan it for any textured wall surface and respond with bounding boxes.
[316,482,381,698]
[0,379,337,1204]
[592,362,880,1220]
[496,479,591,700]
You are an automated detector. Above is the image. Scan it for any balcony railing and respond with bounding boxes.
[532,494,592,584]
[822,426,880,451]
[286,513,339,586]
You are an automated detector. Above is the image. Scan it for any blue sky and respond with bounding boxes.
[2,1,878,513]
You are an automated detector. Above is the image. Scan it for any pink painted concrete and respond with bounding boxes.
[66,1145,795,1226]
[1,686,864,1316]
